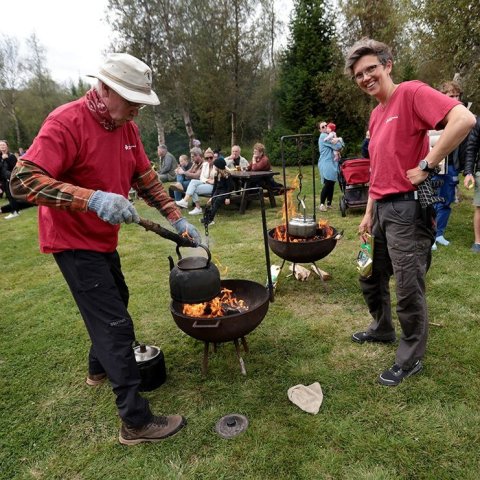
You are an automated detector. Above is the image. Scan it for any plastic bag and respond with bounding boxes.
[357,233,374,278]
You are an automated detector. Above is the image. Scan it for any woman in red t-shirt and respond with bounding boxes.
[344,38,475,387]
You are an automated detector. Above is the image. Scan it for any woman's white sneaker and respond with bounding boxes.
[189,207,202,215]
[175,199,188,209]
[5,211,19,219]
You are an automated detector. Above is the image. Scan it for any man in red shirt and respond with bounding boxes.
[11,53,200,444]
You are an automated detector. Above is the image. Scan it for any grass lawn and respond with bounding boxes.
[1,167,480,479]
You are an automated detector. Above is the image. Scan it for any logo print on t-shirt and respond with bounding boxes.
[125,144,137,150]
[386,115,399,124]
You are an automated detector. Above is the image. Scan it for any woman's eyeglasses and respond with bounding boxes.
[352,63,382,82]
[205,156,214,160]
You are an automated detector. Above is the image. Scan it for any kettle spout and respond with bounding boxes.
[168,255,175,271]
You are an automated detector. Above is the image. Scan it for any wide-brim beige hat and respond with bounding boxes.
[88,52,159,105]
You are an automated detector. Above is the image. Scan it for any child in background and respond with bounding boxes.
[201,157,234,226]
[178,154,191,171]
[325,123,345,162]
[169,154,193,201]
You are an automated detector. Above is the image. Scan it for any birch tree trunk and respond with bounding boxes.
[154,108,165,146]
[182,106,195,148]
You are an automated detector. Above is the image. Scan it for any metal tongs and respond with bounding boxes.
[136,217,196,247]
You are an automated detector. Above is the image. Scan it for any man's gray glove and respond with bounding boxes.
[171,217,201,246]
[88,190,140,225]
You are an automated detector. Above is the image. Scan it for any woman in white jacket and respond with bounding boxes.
[175,147,216,214]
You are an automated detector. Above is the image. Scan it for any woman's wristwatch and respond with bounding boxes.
[418,159,435,172]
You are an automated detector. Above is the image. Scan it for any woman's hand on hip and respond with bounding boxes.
[406,167,428,185]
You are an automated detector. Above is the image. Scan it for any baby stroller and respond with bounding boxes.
[337,157,370,217]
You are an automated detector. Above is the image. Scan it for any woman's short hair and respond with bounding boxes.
[253,142,265,153]
[345,38,393,76]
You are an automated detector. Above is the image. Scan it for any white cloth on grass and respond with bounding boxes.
[287,382,324,414]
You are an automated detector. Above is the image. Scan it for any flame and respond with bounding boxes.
[182,288,249,318]
[273,175,334,242]
[280,174,300,224]
[181,229,194,241]
[272,223,334,242]
[213,254,228,276]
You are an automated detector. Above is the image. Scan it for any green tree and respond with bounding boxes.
[277,0,336,132]
[18,34,70,146]
[410,0,480,110]
[107,0,172,147]
[0,35,25,148]
[188,0,274,147]
[107,0,275,151]
[338,0,408,52]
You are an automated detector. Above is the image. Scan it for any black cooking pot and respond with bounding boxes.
[268,226,342,263]
[134,343,167,392]
[169,244,222,304]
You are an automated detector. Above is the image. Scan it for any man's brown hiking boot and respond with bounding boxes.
[86,373,107,386]
[119,415,187,445]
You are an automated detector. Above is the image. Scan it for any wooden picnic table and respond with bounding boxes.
[230,170,280,214]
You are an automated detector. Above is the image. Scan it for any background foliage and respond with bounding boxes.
[1,0,480,162]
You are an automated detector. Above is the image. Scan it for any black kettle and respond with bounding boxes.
[168,244,221,304]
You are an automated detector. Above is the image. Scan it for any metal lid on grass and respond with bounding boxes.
[215,414,249,439]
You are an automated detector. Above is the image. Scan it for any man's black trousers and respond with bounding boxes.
[54,249,153,427]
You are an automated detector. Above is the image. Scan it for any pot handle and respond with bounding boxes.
[192,319,221,328]
[334,230,344,241]
[175,243,212,265]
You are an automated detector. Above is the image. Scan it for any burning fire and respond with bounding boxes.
[213,255,228,276]
[182,288,249,318]
[272,223,334,242]
[181,230,194,241]
[273,175,334,242]
[281,174,301,223]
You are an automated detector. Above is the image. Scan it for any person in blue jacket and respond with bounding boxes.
[318,122,344,211]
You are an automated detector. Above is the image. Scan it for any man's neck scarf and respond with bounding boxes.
[85,88,117,131]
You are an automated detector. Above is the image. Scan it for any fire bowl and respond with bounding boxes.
[268,226,340,263]
[170,279,269,343]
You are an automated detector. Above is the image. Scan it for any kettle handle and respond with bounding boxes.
[175,243,211,265]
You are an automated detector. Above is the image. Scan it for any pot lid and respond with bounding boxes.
[134,343,160,363]
[215,414,249,439]
[177,256,209,270]
[289,216,316,226]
